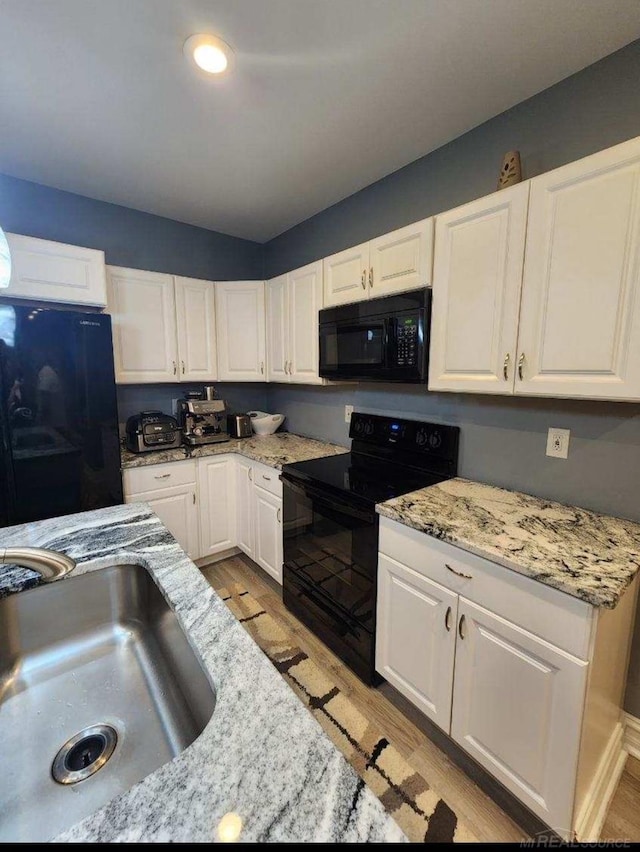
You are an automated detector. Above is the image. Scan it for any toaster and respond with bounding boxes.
[228,413,252,438]
[125,411,182,453]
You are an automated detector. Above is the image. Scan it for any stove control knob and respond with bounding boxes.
[416,428,427,447]
[364,420,374,436]
[353,420,364,434]
[428,431,442,449]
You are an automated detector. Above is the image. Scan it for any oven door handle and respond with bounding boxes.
[286,569,368,638]
[282,476,376,524]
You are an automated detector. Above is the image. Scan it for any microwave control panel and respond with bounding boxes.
[395,318,419,366]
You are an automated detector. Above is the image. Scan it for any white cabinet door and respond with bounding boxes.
[174,276,217,382]
[215,281,267,381]
[369,218,433,297]
[5,233,107,306]
[235,458,254,558]
[198,456,235,558]
[516,138,640,400]
[107,266,178,383]
[428,183,529,394]
[377,554,458,731]
[451,597,588,831]
[253,484,283,584]
[289,260,323,384]
[323,243,369,307]
[126,485,199,559]
[266,274,289,383]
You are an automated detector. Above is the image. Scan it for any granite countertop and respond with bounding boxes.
[377,478,640,609]
[120,432,348,471]
[0,505,405,843]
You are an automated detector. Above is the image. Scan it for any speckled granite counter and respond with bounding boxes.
[121,432,348,471]
[0,504,405,843]
[377,478,640,609]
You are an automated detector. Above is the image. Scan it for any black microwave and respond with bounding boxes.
[319,290,431,382]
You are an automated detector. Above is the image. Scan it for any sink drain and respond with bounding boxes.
[52,724,118,785]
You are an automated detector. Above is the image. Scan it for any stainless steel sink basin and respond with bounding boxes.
[0,564,216,842]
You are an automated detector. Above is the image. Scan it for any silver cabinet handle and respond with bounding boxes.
[248,468,252,481]
[283,361,288,374]
[288,360,293,375]
[277,507,281,523]
[503,353,510,381]
[154,473,171,480]
[368,267,373,288]
[458,614,466,640]
[262,474,271,481]
[172,361,177,375]
[260,361,264,374]
[361,270,366,290]
[445,562,472,580]
[445,605,452,632]
[518,352,525,381]
[192,492,196,505]
[181,360,185,374]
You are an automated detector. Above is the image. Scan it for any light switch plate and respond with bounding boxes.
[546,428,570,459]
[345,405,354,424]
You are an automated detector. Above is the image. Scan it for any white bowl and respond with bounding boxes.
[247,411,285,436]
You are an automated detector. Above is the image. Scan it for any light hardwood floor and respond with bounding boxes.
[202,554,640,844]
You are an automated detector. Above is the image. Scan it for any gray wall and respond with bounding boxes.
[0,173,263,280]
[263,39,640,713]
[117,383,268,429]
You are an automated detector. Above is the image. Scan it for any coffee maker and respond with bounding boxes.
[177,387,229,446]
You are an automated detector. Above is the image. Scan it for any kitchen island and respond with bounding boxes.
[0,503,405,843]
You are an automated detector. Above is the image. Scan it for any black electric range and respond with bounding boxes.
[281,413,460,685]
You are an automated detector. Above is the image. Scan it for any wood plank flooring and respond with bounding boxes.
[202,554,640,844]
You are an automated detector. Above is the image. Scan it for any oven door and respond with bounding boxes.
[282,476,379,683]
[319,318,388,379]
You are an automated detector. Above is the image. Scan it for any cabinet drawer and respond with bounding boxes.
[379,516,594,660]
[122,460,196,496]
[251,461,282,497]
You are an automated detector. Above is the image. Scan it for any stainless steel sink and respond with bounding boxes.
[0,564,216,842]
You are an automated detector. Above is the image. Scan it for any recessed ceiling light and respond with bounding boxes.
[183,34,235,77]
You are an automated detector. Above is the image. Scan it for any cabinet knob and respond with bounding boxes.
[503,353,510,381]
[445,562,472,580]
[368,267,373,289]
[458,614,467,640]
[518,352,525,381]
[445,605,452,632]
[277,507,281,523]
[361,270,366,290]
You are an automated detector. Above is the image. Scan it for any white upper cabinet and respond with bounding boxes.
[266,274,289,382]
[216,281,267,382]
[428,183,529,394]
[369,218,433,297]
[323,221,433,308]
[5,233,107,306]
[323,242,369,307]
[288,260,323,383]
[515,137,640,400]
[174,276,217,382]
[108,266,179,383]
[267,261,324,384]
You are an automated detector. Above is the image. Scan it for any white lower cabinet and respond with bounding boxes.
[377,554,458,730]
[197,455,235,558]
[122,461,199,559]
[450,598,587,832]
[253,485,283,584]
[377,515,636,839]
[235,458,255,558]
[123,455,282,582]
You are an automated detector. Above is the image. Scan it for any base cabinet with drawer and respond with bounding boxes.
[235,459,283,584]
[377,516,637,840]
[122,461,199,559]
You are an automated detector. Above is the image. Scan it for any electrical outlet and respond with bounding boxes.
[345,405,354,424]
[546,428,570,459]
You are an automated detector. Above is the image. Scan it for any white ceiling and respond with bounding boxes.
[1,1,639,243]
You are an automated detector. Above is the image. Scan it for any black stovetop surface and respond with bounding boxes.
[281,451,448,507]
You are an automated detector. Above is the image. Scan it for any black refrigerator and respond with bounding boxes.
[0,303,123,526]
